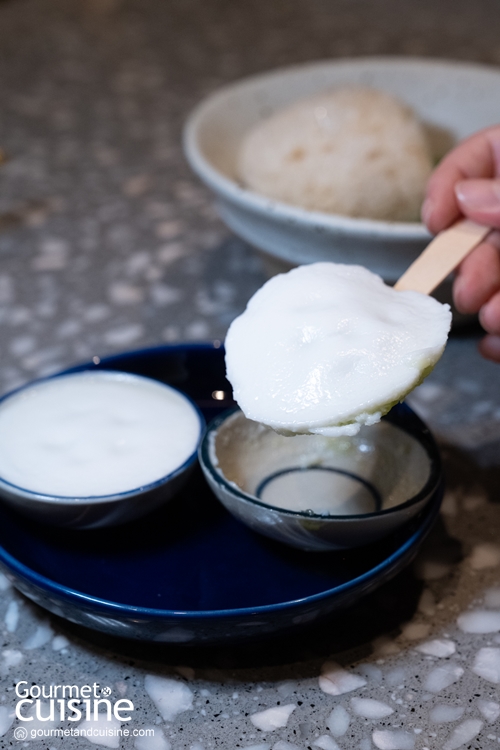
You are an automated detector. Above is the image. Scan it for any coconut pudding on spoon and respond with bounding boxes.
[225,263,451,437]
[198,221,489,547]
[225,221,489,437]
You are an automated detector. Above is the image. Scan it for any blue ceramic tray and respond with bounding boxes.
[0,344,442,644]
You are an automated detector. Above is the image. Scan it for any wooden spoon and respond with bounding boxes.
[394,219,490,295]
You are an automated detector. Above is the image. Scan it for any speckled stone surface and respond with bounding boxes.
[0,0,500,748]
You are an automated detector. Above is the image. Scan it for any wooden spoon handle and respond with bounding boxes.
[394,219,490,295]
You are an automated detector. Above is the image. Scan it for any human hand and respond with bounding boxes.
[422,125,500,362]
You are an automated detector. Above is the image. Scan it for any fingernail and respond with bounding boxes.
[478,304,492,332]
[455,179,500,211]
[421,198,433,226]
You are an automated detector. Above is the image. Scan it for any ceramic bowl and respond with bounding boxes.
[184,57,500,281]
[199,403,442,551]
[0,371,204,529]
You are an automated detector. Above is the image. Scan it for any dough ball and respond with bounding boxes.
[238,87,433,222]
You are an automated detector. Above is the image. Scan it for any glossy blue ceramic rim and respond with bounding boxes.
[0,343,442,621]
[200,405,441,520]
[0,482,442,620]
[0,369,205,504]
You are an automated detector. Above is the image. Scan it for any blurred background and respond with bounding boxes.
[0,0,500,394]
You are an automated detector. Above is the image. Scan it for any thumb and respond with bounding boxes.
[455,179,500,228]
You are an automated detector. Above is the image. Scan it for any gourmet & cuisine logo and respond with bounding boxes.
[15,680,134,722]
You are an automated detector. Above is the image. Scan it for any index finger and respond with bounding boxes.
[423,125,500,234]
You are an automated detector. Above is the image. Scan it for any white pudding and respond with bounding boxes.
[0,371,202,497]
[225,263,452,436]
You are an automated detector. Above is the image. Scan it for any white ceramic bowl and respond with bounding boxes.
[184,57,500,281]
[199,404,442,552]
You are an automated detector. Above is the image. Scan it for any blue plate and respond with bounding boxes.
[0,344,442,644]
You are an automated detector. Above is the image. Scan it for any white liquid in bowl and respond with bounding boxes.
[0,371,202,497]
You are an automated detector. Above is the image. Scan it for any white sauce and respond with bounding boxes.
[225,263,451,436]
[0,371,201,497]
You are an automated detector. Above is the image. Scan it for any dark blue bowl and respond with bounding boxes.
[0,343,443,643]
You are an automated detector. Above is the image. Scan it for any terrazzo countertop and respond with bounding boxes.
[1,0,500,748]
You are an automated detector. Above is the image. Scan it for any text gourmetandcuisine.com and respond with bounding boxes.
[15,727,154,741]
